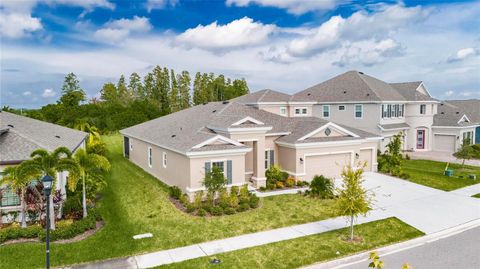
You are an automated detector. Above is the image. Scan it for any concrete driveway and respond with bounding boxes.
[361,172,480,234]
[407,150,480,166]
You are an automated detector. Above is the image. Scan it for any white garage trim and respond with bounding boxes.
[303,150,354,176]
[359,147,376,170]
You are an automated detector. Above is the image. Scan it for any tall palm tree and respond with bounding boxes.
[74,121,101,146]
[19,147,80,230]
[0,166,39,228]
[72,149,110,218]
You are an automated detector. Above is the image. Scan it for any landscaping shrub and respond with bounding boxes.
[405,154,410,160]
[249,194,260,208]
[266,165,283,185]
[186,204,196,213]
[202,204,213,213]
[239,184,249,199]
[230,186,239,196]
[194,191,203,209]
[0,225,42,243]
[211,206,223,216]
[310,175,334,199]
[229,195,239,208]
[168,186,182,200]
[219,189,230,209]
[224,207,236,215]
[266,183,276,190]
[238,202,250,212]
[296,180,309,187]
[276,181,284,188]
[197,208,207,217]
[179,194,189,206]
[285,177,295,187]
[259,186,267,192]
[62,194,83,219]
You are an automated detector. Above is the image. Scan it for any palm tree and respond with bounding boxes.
[19,147,80,230]
[74,121,101,146]
[0,166,39,228]
[72,148,110,218]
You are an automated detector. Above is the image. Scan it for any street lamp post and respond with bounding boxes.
[42,175,53,269]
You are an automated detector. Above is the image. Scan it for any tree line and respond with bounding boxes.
[9,65,249,133]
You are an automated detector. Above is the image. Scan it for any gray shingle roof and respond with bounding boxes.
[0,111,88,164]
[231,89,291,103]
[434,99,480,127]
[379,123,410,130]
[389,82,437,102]
[121,102,378,154]
[291,71,407,102]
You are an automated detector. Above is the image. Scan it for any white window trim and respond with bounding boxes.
[148,147,152,168]
[322,105,330,118]
[208,159,227,177]
[420,104,426,115]
[294,107,308,116]
[280,106,287,116]
[354,104,363,119]
[162,152,167,168]
[338,105,346,111]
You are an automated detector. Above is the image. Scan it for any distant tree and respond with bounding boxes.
[169,69,180,112]
[59,73,86,107]
[143,72,155,100]
[453,138,475,168]
[336,163,373,241]
[193,72,203,105]
[177,70,191,109]
[203,166,226,205]
[100,82,119,103]
[128,72,143,99]
[117,75,130,104]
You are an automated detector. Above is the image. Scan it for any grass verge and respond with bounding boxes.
[402,159,479,191]
[471,193,480,198]
[157,217,424,269]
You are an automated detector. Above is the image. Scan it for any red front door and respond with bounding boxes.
[416,130,425,149]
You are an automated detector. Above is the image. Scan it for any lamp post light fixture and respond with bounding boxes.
[42,175,54,269]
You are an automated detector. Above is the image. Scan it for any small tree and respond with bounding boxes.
[453,138,475,168]
[379,133,403,175]
[203,166,226,205]
[336,162,373,241]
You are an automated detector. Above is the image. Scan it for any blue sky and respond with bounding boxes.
[1,0,479,108]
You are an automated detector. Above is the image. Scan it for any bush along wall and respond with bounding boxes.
[0,209,101,244]
[169,185,260,217]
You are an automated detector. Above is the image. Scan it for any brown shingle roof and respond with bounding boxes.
[389,82,437,102]
[231,89,291,103]
[434,99,480,127]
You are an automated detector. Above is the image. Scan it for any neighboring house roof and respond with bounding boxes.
[291,70,407,103]
[231,89,291,104]
[389,82,437,102]
[378,123,410,131]
[434,99,480,127]
[121,102,379,155]
[0,111,88,164]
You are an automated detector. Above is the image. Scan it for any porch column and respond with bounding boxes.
[252,138,266,188]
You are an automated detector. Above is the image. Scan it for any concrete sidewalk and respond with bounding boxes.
[68,211,392,269]
[451,183,480,197]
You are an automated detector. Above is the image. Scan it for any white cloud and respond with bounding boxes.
[146,0,178,12]
[444,90,454,97]
[334,39,404,67]
[43,0,115,10]
[226,0,341,15]
[0,12,43,38]
[447,47,479,62]
[177,17,276,51]
[23,91,32,96]
[276,4,425,60]
[42,88,56,97]
[94,16,152,43]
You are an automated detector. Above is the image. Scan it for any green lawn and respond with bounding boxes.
[157,217,424,269]
[402,159,480,191]
[0,135,342,269]
[472,193,480,198]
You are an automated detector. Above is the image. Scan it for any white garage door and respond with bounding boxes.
[305,153,351,181]
[359,149,373,171]
[434,134,456,152]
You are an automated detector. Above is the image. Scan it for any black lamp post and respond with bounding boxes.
[42,175,53,269]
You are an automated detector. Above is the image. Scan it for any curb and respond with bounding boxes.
[301,218,480,269]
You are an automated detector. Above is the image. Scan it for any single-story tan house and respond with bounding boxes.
[120,101,381,197]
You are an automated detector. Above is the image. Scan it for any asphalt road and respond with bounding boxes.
[342,226,480,269]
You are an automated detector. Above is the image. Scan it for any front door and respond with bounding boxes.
[416,130,425,149]
[124,136,130,158]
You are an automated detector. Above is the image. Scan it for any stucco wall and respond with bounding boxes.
[432,126,476,151]
[126,136,191,192]
[313,104,381,134]
[189,154,246,190]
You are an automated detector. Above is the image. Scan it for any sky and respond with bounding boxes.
[1,0,479,108]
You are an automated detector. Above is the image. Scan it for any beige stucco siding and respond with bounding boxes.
[188,154,246,190]
[313,104,381,134]
[126,136,191,191]
[277,145,297,174]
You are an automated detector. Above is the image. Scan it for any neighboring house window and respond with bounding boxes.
[212,161,224,172]
[294,107,307,115]
[148,147,152,167]
[420,104,426,114]
[338,105,345,111]
[264,149,274,169]
[280,107,287,116]
[162,152,167,168]
[399,104,404,117]
[382,104,387,118]
[463,131,473,144]
[355,104,363,118]
[322,105,330,118]
[0,187,20,207]
[383,104,404,118]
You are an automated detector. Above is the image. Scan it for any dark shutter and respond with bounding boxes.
[226,160,232,184]
[269,150,274,167]
[205,162,211,176]
[124,137,129,158]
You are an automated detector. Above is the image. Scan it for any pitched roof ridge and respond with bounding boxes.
[258,89,271,102]
[354,72,381,99]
